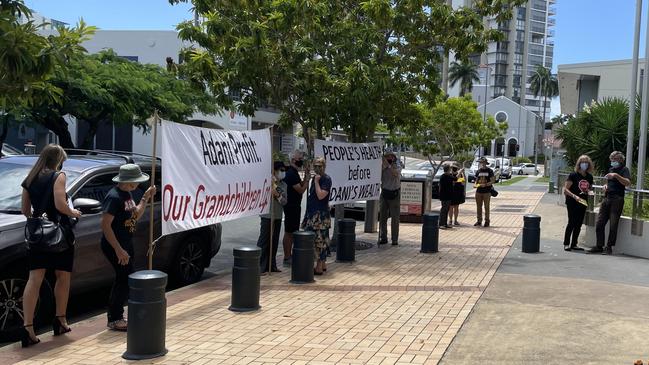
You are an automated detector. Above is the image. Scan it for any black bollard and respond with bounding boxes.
[522,214,541,253]
[122,270,168,360]
[291,231,315,284]
[229,246,261,312]
[336,218,356,262]
[421,212,439,253]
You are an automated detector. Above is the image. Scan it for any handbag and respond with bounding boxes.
[382,188,400,200]
[490,187,499,197]
[24,172,71,253]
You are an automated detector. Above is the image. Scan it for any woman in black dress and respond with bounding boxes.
[20,144,81,347]
[449,165,466,226]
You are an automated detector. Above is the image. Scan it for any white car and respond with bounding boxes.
[1,143,22,157]
[512,163,539,176]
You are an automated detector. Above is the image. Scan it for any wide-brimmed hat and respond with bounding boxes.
[478,157,488,163]
[113,164,150,183]
[384,149,397,157]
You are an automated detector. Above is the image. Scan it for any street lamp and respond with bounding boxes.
[479,64,492,157]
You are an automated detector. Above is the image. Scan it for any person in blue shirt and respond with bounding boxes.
[301,157,332,275]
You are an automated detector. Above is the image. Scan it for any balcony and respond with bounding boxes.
[548,17,556,26]
[547,29,555,37]
[549,6,557,15]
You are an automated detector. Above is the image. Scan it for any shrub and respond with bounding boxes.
[512,157,531,165]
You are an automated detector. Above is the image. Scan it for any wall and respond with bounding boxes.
[585,217,649,259]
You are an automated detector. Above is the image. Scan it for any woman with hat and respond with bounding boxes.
[474,157,494,227]
[100,163,156,331]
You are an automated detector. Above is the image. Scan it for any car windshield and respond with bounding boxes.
[0,162,80,212]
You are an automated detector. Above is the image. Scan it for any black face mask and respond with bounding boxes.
[295,160,304,168]
[387,159,394,164]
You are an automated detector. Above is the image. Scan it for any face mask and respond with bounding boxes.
[610,161,620,168]
[295,160,304,168]
[579,163,589,171]
[387,159,394,164]
[276,171,285,180]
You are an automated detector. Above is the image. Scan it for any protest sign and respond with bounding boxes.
[314,139,383,205]
[161,121,272,235]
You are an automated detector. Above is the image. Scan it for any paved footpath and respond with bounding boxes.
[1,191,543,365]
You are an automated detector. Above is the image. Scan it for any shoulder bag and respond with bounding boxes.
[24,172,71,253]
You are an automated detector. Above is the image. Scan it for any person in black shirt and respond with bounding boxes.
[562,155,594,251]
[19,144,82,347]
[474,157,495,227]
[592,151,631,255]
[281,150,310,266]
[438,163,455,229]
[449,165,466,226]
[101,164,156,331]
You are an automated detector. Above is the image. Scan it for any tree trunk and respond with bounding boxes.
[39,116,76,149]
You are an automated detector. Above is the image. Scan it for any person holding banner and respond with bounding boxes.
[379,150,402,245]
[282,150,310,267]
[301,157,332,275]
[257,161,288,273]
[100,164,156,332]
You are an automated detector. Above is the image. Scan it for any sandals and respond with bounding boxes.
[107,319,128,332]
[53,315,72,336]
[21,324,40,348]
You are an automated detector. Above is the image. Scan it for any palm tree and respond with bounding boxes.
[448,60,480,96]
[529,65,559,125]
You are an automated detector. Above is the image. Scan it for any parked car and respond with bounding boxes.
[0,152,222,339]
[467,157,502,183]
[512,163,539,175]
[1,143,23,157]
[500,158,512,179]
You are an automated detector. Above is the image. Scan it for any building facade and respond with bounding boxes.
[477,96,540,158]
[558,59,643,115]
[448,0,556,121]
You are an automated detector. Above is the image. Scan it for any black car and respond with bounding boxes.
[0,152,221,339]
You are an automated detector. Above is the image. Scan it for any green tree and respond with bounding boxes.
[529,65,559,125]
[24,50,218,149]
[448,60,480,96]
[556,97,640,174]
[170,0,525,150]
[395,96,507,175]
[0,0,94,151]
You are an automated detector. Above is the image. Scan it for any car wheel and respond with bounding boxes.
[0,277,53,342]
[518,170,523,175]
[171,236,207,286]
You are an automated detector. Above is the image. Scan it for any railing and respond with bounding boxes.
[557,172,649,236]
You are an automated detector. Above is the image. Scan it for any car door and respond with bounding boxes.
[525,164,535,174]
[70,172,117,293]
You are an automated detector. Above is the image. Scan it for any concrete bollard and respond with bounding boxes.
[522,214,541,253]
[291,231,315,284]
[122,270,168,360]
[336,218,356,262]
[421,212,439,253]
[229,247,261,312]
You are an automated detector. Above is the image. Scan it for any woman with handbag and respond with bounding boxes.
[101,163,156,331]
[20,144,81,347]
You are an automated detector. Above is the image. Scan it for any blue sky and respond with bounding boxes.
[25,0,649,116]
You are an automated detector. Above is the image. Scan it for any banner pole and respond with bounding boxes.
[268,130,274,276]
[148,110,159,271]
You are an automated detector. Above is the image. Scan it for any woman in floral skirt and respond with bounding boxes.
[301,157,332,275]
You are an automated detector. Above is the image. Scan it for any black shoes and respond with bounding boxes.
[474,221,482,227]
[602,246,613,255]
[52,316,71,336]
[378,240,388,245]
[20,325,40,348]
[588,247,603,253]
[484,221,490,227]
[391,241,398,246]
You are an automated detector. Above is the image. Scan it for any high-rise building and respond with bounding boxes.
[447,0,556,121]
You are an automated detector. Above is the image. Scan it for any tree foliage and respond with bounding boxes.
[448,60,480,96]
[555,97,642,174]
[170,0,525,150]
[395,96,507,174]
[24,50,218,148]
[529,65,558,123]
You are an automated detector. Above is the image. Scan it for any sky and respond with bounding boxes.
[24,0,649,117]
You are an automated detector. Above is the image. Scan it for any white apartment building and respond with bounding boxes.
[447,0,556,121]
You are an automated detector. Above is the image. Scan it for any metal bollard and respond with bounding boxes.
[229,247,261,312]
[522,214,541,253]
[336,218,356,262]
[122,270,168,360]
[421,212,439,253]
[291,231,315,284]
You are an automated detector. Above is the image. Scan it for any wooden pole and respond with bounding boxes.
[268,131,274,275]
[148,110,159,271]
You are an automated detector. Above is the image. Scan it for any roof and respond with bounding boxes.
[476,95,537,114]
[558,58,642,71]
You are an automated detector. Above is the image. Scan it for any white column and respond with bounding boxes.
[627,0,643,169]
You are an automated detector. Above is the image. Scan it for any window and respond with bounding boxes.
[517,7,526,20]
[529,55,544,66]
[529,44,544,55]
[514,54,523,64]
[517,30,525,41]
[73,174,116,202]
[516,20,525,30]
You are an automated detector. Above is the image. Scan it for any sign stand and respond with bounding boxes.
[148,110,160,270]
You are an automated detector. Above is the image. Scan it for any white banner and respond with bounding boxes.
[314,139,383,205]
[161,121,272,235]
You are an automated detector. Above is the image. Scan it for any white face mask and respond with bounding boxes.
[276,171,285,180]
[579,162,589,171]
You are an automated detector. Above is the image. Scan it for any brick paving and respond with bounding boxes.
[3,191,543,365]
